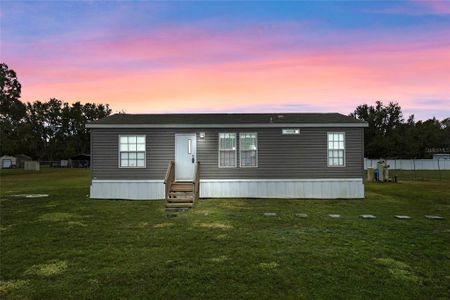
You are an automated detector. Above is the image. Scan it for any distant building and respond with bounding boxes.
[433,153,450,160]
[15,154,32,168]
[0,155,16,168]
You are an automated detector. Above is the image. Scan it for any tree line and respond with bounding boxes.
[351,101,450,159]
[1,63,449,160]
[1,63,111,160]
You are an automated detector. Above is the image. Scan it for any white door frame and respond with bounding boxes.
[174,133,197,181]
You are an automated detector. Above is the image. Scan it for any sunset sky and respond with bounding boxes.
[1,1,449,120]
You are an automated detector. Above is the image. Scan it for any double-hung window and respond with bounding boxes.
[240,133,258,167]
[119,135,146,168]
[218,133,237,167]
[327,132,345,167]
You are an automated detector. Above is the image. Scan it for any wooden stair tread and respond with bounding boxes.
[171,183,193,186]
[168,192,194,196]
[170,184,194,192]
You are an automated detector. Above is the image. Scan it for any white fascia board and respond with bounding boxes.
[86,123,368,129]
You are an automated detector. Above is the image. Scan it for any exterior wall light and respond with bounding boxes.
[199,132,206,139]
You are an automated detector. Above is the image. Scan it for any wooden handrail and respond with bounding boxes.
[193,161,200,201]
[164,160,175,184]
[164,161,175,200]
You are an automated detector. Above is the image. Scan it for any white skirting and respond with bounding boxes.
[90,178,364,200]
[90,180,165,200]
[200,179,364,199]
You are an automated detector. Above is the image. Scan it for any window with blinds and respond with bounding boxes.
[218,133,237,167]
[240,132,258,167]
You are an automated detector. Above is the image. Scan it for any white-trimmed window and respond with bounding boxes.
[327,132,345,167]
[219,133,237,167]
[240,132,258,167]
[119,135,146,168]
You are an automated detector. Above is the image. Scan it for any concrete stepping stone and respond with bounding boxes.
[425,215,444,220]
[360,214,376,219]
[264,212,277,217]
[328,214,341,219]
[295,213,308,218]
[394,215,411,220]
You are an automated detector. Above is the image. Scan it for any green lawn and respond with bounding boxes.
[1,169,449,299]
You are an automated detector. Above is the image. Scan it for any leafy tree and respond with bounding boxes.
[0,63,23,115]
[1,63,111,160]
[351,101,403,158]
[351,101,449,158]
[0,63,27,155]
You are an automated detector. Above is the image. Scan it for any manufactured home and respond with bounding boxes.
[87,113,368,201]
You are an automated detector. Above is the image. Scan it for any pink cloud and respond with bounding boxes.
[412,0,450,15]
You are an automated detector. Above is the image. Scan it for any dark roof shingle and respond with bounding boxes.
[88,113,366,126]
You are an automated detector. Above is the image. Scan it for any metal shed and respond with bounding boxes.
[0,155,17,169]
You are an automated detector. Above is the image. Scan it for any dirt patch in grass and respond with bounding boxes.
[259,262,279,270]
[196,222,233,230]
[207,255,228,263]
[218,200,252,209]
[38,212,77,222]
[68,221,87,227]
[192,209,214,215]
[375,258,421,283]
[24,260,68,277]
[0,225,13,232]
[154,222,174,228]
[134,222,175,229]
[215,234,228,240]
[0,280,29,295]
[136,222,150,228]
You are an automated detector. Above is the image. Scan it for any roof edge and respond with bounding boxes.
[87,122,369,129]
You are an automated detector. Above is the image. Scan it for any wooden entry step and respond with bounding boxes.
[170,182,194,192]
[164,161,200,212]
[165,182,195,210]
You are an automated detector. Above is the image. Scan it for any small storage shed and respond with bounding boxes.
[15,154,32,168]
[0,155,16,169]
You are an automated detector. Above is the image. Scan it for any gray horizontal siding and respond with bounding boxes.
[91,127,364,180]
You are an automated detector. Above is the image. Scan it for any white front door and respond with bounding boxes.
[175,133,197,181]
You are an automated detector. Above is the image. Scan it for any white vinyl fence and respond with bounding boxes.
[364,159,450,170]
